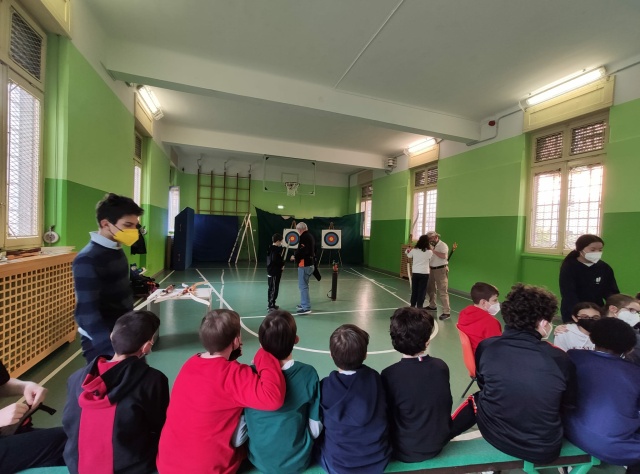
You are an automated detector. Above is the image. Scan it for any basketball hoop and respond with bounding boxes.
[285,182,299,196]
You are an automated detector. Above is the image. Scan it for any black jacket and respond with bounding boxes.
[294,230,315,267]
[63,356,170,474]
[559,257,619,322]
[266,244,284,276]
[475,327,576,464]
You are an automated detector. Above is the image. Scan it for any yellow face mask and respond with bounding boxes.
[112,227,139,247]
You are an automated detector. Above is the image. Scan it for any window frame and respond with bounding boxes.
[360,183,372,239]
[0,66,44,250]
[525,112,608,255]
[411,165,438,241]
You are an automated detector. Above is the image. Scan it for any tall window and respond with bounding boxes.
[412,166,438,239]
[133,133,143,205]
[168,186,180,234]
[528,113,607,253]
[360,184,372,238]
[0,3,46,249]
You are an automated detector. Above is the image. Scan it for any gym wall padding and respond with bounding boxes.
[255,207,363,265]
[172,207,194,270]
[193,215,240,262]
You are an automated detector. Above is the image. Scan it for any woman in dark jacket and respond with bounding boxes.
[559,234,619,323]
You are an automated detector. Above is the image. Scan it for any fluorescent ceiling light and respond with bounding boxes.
[524,67,606,107]
[277,205,284,209]
[138,85,164,120]
[404,138,436,157]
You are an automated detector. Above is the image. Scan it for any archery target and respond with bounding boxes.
[321,230,341,249]
[283,229,300,249]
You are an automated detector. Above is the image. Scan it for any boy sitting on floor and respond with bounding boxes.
[157,309,285,474]
[381,307,452,462]
[244,310,322,474]
[317,324,390,474]
[62,310,169,474]
[457,282,502,353]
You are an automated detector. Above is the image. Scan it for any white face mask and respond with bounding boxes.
[487,302,501,316]
[539,321,553,340]
[618,310,640,328]
[583,251,602,263]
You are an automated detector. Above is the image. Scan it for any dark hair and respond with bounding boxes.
[470,282,499,305]
[199,310,241,354]
[259,310,297,360]
[329,324,369,370]
[111,310,160,355]
[415,235,430,252]
[605,293,636,311]
[389,307,434,355]
[501,283,558,330]
[589,317,637,355]
[272,233,283,243]
[562,234,604,264]
[571,301,602,318]
[96,193,144,224]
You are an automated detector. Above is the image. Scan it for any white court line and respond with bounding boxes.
[345,268,439,340]
[209,282,398,355]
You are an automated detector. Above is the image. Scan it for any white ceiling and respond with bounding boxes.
[85,0,640,171]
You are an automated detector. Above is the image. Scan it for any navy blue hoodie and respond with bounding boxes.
[318,365,390,473]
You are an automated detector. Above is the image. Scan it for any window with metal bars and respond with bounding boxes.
[168,186,180,234]
[528,113,607,253]
[1,3,46,249]
[412,166,438,239]
[360,184,372,238]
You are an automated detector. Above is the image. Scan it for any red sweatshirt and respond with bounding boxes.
[157,348,285,474]
[457,305,502,354]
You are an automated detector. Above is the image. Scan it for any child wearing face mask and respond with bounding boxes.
[157,310,286,474]
[63,310,169,474]
[604,294,640,367]
[553,302,601,352]
[457,282,502,354]
[559,234,619,323]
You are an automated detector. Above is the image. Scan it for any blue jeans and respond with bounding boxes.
[298,266,314,310]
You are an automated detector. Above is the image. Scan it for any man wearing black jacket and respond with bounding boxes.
[292,222,315,315]
[450,283,576,464]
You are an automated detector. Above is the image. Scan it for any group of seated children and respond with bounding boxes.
[452,283,640,473]
[17,282,640,474]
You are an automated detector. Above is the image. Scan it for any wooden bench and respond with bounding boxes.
[19,438,600,474]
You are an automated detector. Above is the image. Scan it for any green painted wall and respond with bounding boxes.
[367,170,411,272]
[43,38,170,276]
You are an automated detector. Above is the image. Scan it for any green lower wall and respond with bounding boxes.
[438,216,524,297]
[368,219,409,273]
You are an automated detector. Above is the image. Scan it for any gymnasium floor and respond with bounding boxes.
[17,264,623,473]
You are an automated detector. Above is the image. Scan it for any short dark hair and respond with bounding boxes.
[501,283,558,330]
[470,282,499,304]
[272,233,283,243]
[589,317,637,355]
[259,310,297,360]
[389,307,434,355]
[96,193,144,224]
[111,310,160,355]
[329,324,369,371]
[199,310,241,354]
[571,301,602,317]
[605,293,636,310]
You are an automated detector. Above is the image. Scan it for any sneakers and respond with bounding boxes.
[296,308,312,315]
[438,313,451,320]
[267,305,279,311]
[296,304,303,309]
[425,306,437,311]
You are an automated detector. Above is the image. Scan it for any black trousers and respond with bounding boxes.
[410,273,429,308]
[267,272,282,308]
[0,426,66,473]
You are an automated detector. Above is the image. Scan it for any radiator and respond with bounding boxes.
[0,253,76,377]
